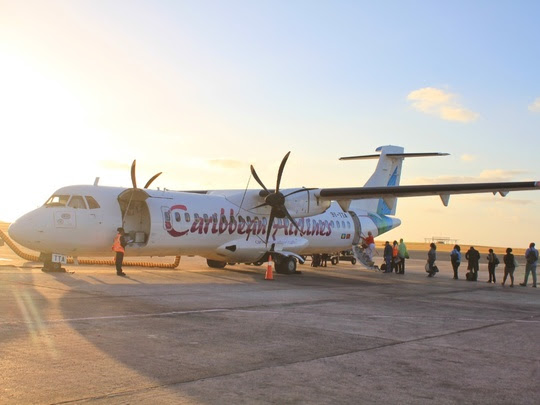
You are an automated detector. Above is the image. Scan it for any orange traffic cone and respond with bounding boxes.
[265,255,274,280]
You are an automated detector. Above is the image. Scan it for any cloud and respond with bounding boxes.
[478,169,528,181]
[528,97,540,112]
[412,169,529,184]
[460,154,476,162]
[407,87,479,122]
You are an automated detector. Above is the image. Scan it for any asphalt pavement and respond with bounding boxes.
[1,245,539,404]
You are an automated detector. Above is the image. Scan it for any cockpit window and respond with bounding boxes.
[44,195,70,207]
[68,195,87,209]
[85,196,100,209]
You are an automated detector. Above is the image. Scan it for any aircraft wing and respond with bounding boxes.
[316,181,540,206]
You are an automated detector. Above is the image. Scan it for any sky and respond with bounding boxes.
[1,0,539,248]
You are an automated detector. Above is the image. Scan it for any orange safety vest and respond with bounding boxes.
[112,233,125,253]
[392,245,398,257]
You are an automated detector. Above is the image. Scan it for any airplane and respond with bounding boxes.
[7,145,540,274]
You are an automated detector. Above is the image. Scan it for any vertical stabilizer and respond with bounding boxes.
[347,145,404,215]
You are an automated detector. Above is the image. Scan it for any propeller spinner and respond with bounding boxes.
[250,152,308,245]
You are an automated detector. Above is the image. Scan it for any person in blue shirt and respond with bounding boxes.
[520,242,538,287]
[383,241,393,273]
[450,245,461,280]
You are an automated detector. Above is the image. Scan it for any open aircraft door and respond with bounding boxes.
[117,189,151,246]
[348,211,362,245]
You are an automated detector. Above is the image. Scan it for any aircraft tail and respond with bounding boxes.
[342,145,448,216]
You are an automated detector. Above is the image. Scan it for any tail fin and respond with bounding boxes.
[342,145,448,216]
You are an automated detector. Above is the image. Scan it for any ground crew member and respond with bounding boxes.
[112,227,128,276]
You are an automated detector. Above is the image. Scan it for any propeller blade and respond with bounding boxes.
[265,211,276,246]
[275,151,290,192]
[251,202,269,210]
[144,172,162,189]
[250,165,269,193]
[284,210,303,235]
[130,160,137,188]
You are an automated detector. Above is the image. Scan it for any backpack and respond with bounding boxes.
[526,250,538,264]
[493,255,500,266]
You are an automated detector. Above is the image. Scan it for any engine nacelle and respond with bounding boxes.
[281,188,330,217]
[219,188,330,218]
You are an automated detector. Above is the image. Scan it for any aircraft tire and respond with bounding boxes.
[207,259,227,269]
[276,257,297,274]
[331,257,338,265]
[351,258,357,265]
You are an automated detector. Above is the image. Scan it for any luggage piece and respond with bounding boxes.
[466,271,473,281]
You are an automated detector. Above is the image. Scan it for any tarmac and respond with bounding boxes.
[1,243,539,404]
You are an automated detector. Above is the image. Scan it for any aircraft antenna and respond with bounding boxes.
[238,173,252,216]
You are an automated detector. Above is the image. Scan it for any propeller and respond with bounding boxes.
[130,160,162,189]
[250,152,308,245]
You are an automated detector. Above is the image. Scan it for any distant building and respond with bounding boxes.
[424,236,458,245]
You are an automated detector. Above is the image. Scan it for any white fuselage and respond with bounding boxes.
[8,185,400,263]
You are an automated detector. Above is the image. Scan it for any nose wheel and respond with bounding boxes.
[39,253,66,272]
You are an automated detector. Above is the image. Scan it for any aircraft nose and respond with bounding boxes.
[8,218,31,246]
[8,210,47,248]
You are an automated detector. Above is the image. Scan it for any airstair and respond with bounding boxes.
[352,244,380,271]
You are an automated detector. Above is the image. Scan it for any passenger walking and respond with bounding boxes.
[502,247,515,287]
[363,231,376,262]
[397,238,408,274]
[383,241,393,273]
[426,243,438,277]
[486,249,499,283]
[465,246,480,281]
[450,244,461,279]
[520,242,538,287]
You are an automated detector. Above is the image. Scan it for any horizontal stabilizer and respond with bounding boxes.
[339,152,449,161]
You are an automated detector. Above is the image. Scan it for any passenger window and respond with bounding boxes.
[68,195,87,209]
[44,195,70,207]
[85,196,100,209]
[175,212,181,222]
[185,213,191,222]
[203,214,209,223]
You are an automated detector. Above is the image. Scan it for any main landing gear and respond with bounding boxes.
[274,256,299,275]
[206,256,300,275]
